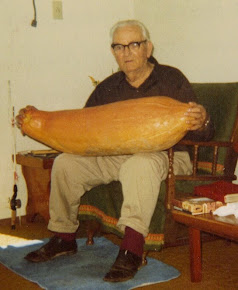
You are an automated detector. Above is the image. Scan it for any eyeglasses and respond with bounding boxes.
[111,40,147,53]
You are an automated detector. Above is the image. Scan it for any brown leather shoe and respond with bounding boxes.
[24,236,77,263]
[103,249,142,282]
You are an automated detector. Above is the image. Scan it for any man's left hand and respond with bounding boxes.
[185,102,207,131]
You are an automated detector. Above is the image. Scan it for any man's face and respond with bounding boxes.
[111,25,153,75]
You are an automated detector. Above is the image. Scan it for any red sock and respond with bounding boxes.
[120,227,144,257]
[54,232,76,242]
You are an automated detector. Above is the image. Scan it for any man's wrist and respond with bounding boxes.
[200,115,210,131]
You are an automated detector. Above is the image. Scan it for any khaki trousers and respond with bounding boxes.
[48,151,192,237]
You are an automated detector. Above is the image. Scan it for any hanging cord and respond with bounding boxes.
[31,0,37,27]
[8,81,21,229]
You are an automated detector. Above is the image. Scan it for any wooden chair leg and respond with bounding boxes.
[85,220,101,245]
[86,228,95,245]
[189,227,202,282]
[142,251,148,266]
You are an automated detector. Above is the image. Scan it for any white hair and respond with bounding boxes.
[110,20,150,43]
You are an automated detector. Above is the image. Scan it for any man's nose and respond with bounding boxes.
[124,46,131,56]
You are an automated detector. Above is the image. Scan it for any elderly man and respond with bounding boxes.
[20,20,213,282]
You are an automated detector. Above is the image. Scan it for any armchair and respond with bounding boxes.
[79,82,238,251]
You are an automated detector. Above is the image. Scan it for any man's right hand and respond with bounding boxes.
[15,106,37,134]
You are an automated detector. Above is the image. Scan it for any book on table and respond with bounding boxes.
[224,193,238,203]
[172,196,224,215]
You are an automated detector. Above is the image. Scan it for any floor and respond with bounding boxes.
[0,217,238,290]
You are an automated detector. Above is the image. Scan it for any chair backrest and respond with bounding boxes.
[191,82,238,171]
[192,82,238,141]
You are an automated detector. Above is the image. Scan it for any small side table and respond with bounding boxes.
[16,151,59,222]
[172,209,238,282]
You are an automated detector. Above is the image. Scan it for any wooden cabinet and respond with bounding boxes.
[16,151,59,222]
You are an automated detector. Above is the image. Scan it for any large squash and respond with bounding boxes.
[17,96,191,156]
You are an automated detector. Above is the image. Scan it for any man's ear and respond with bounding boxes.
[146,41,153,58]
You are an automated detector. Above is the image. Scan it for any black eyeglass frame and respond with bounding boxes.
[111,40,147,51]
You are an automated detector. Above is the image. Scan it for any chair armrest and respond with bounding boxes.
[178,140,233,176]
[166,139,236,210]
[233,143,238,153]
[178,140,232,148]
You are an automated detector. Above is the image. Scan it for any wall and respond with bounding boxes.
[1,0,238,219]
[0,0,135,219]
[135,0,238,82]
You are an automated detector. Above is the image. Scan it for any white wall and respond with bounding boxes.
[0,0,135,219]
[1,0,238,219]
[135,0,238,82]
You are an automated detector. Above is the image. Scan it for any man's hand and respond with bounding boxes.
[15,106,36,135]
[185,102,208,131]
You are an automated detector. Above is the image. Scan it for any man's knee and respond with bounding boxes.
[53,153,68,169]
[52,153,79,177]
[119,152,168,178]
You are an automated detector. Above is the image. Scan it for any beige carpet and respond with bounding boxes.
[0,218,237,290]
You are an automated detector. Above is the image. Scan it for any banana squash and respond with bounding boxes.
[17,96,191,156]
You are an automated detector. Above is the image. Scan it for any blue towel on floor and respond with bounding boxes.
[0,237,180,290]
